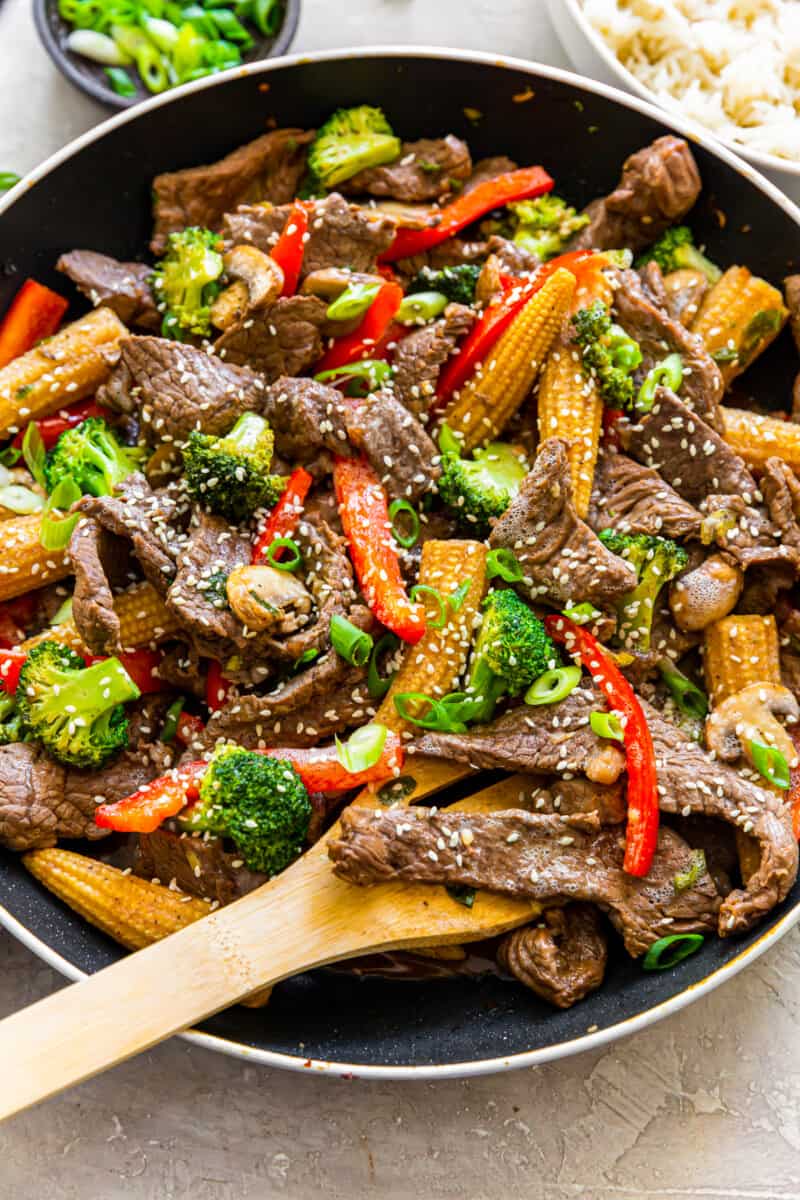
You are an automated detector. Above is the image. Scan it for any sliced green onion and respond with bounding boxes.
[393,691,469,733]
[749,740,791,790]
[562,602,601,626]
[486,547,523,583]
[0,446,22,467]
[606,323,642,372]
[171,20,206,79]
[50,596,74,626]
[206,6,253,43]
[179,3,217,35]
[252,0,281,34]
[642,934,704,971]
[265,537,301,572]
[658,658,708,720]
[335,722,387,773]
[111,23,170,92]
[448,579,472,613]
[293,647,320,671]
[637,352,683,413]
[438,422,461,457]
[66,28,132,63]
[590,709,625,743]
[0,485,44,515]
[314,359,393,397]
[673,848,706,894]
[525,665,581,707]
[0,173,21,193]
[388,498,419,549]
[160,696,186,743]
[39,478,82,551]
[105,66,137,95]
[446,884,476,908]
[396,290,449,324]
[367,633,400,699]
[410,584,446,629]
[140,14,180,51]
[326,281,381,323]
[22,422,47,489]
[330,613,373,668]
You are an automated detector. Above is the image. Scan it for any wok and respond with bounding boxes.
[1,47,799,1079]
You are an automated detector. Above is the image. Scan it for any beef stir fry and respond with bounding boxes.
[1,104,799,1011]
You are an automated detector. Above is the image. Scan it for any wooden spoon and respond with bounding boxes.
[0,758,539,1120]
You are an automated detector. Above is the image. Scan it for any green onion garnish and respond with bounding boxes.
[448,579,472,613]
[367,633,400,699]
[326,281,382,323]
[438,422,462,457]
[590,709,625,743]
[486,547,523,583]
[105,66,137,95]
[0,485,44,515]
[335,722,388,773]
[525,665,581,707]
[0,173,21,193]
[749,740,791,790]
[396,290,449,324]
[330,613,373,668]
[393,691,469,733]
[252,0,281,34]
[159,696,186,744]
[39,478,82,551]
[265,537,301,572]
[658,658,708,720]
[22,422,47,490]
[642,934,704,971]
[410,584,447,629]
[50,596,74,627]
[314,359,393,397]
[388,498,420,549]
[673,849,706,894]
[446,884,476,908]
[637,352,683,413]
[562,602,601,626]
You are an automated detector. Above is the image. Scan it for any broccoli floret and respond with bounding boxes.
[44,417,146,498]
[407,264,481,306]
[182,744,312,876]
[462,590,558,724]
[598,530,689,652]
[307,105,402,191]
[16,640,140,768]
[507,194,589,261]
[150,226,224,340]
[636,225,722,285]
[438,440,526,536]
[183,411,284,524]
[571,299,642,410]
[0,690,25,745]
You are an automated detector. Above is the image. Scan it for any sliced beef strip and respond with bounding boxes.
[568,136,701,253]
[761,456,800,553]
[70,519,132,655]
[624,388,757,506]
[150,127,314,254]
[527,777,627,825]
[329,807,719,957]
[390,303,475,417]
[484,235,540,276]
[341,136,471,202]
[700,492,800,575]
[393,239,488,287]
[412,687,627,782]
[0,741,171,852]
[488,438,638,609]
[463,156,517,193]
[134,827,265,904]
[612,267,724,427]
[258,376,350,472]
[214,295,329,380]
[98,336,265,448]
[75,474,189,600]
[224,193,395,279]
[56,250,160,330]
[497,904,608,1008]
[345,392,440,502]
[588,446,702,539]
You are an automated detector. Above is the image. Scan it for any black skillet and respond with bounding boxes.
[1,49,799,1079]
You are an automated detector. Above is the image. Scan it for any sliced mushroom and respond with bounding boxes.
[669,554,743,632]
[705,682,800,769]
[585,742,626,786]
[300,268,386,302]
[662,268,709,326]
[209,279,249,331]
[226,564,312,635]
[475,254,503,307]
[370,200,442,229]
[224,245,284,309]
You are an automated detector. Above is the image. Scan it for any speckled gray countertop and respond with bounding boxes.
[2,1,800,1195]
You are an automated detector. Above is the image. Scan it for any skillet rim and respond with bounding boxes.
[1,45,800,1081]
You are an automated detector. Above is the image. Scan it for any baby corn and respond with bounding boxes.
[721,408,800,475]
[22,582,181,654]
[704,614,781,705]
[692,267,788,384]
[0,513,71,602]
[441,268,575,450]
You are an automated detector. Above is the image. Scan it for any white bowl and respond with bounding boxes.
[546,0,800,203]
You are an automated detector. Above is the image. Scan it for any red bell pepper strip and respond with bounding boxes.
[176,710,206,747]
[380,166,554,263]
[544,614,659,878]
[270,201,310,297]
[333,454,427,644]
[788,726,800,840]
[11,398,105,450]
[258,732,403,792]
[602,408,625,449]
[205,658,232,712]
[0,279,69,369]
[315,281,404,373]
[0,649,27,694]
[95,761,207,834]
[252,466,313,565]
[84,648,166,695]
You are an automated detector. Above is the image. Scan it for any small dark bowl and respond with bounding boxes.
[33,0,300,109]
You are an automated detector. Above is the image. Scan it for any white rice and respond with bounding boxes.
[580,0,800,162]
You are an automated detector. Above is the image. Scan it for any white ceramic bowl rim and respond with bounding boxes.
[556,0,800,180]
[2,45,800,1081]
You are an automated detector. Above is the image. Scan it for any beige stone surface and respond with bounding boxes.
[2,0,800,1195]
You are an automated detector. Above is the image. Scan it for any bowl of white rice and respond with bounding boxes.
[546,0,800,199]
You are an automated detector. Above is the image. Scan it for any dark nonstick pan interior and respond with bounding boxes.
[1,51,799,1075]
